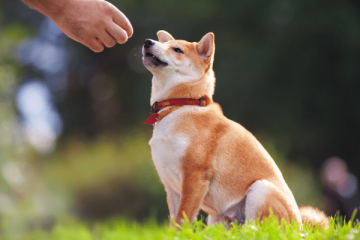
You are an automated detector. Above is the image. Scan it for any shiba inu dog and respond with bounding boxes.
[142,31,328,228]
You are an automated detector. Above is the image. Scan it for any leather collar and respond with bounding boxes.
[145,97,207,125]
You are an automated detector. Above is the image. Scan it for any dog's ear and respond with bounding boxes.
[157,31,175,43]
[197,32,215,61]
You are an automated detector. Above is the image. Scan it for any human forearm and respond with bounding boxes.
[20,0,133,52]
[21,0,69,20]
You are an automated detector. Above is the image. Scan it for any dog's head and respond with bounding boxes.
[142,31,215,79]
[142,31,216,104]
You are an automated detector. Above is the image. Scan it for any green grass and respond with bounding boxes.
[3,214,360,240]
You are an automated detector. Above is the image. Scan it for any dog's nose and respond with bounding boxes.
[144,39,154,48]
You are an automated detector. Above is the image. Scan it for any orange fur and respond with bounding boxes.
[300,206,329,229]
[143,30,328,228]
[172,103,298,224]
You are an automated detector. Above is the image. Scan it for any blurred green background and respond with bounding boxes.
[0,0,360,237]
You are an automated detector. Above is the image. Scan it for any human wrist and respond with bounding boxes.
[24,0,72,21]
[44,0,72,21]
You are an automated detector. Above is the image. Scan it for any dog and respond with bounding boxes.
[142,30,329,228]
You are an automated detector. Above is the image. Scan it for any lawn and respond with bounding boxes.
[3,214,359,240]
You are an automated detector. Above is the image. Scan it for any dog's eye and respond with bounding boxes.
[172,48,183,54]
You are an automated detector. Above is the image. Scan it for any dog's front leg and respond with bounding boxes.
[175,168,211,226]
[165,185,180,222]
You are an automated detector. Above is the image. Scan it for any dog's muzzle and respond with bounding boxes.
[144,39,154,49]
[142,39,168,67]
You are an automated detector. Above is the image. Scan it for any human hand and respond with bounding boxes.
[50,0,133,52]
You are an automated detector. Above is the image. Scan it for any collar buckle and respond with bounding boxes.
[151,101,159,114]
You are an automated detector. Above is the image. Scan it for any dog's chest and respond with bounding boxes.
[148,111,190,193]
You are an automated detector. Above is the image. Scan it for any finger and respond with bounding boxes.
[106,23,128,44]
[88,38,105,52]
[98,31,117,48]
[111,8,133,38]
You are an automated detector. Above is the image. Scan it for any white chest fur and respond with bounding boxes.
[148,107,199,193]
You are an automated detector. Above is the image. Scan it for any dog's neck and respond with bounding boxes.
[150,70,215,105]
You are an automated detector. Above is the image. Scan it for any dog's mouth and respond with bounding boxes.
[143,51,168,67]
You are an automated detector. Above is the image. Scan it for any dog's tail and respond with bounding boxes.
[300,206,329,229]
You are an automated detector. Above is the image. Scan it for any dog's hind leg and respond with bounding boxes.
[244,180,301,223]
[207,196,247,228]
[207,214,222,226]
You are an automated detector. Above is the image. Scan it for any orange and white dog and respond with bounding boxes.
[142,31,328,228]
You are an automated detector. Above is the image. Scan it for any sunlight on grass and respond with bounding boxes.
[7,213,360,240]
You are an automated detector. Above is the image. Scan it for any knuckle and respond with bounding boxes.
[122,21,133,37]
[109,40,116,47]
[105,7,114,15]
[98,19,107,27]
[100,1,112,11]
[122,20,131,31]
[121,20,129,28]
[106,40,116,48]
[117,34,128,44]
[104,2,115,14]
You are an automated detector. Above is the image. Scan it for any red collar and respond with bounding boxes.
[145,98,207,125]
